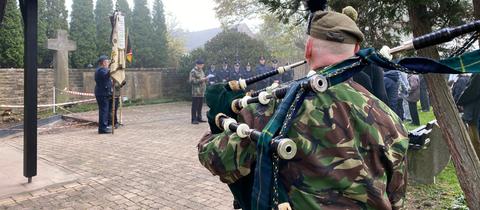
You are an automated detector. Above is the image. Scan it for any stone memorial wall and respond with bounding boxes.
[0,68,188,111]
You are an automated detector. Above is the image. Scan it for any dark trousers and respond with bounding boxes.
[96,95,112,131]
[191,97,204,121]
[408,101,420,125]
[108,97,119,126]
[396,98,404,120]
[228,171,254,210]
[420,76,430,111]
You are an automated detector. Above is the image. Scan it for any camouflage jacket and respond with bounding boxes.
[189,67,206,97]
[198,80,409,210]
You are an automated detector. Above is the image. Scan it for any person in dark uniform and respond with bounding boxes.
[94,55,113,134]
[255,56,270,89]
[270,59,282,83]
[282,62,294,83]
[189,59,208,124]
[229,61,242,81]
[219,61,230,82]
[206,64,218,85]
[242,62,253,79]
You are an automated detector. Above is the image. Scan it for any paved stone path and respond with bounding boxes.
[0,102,233,210]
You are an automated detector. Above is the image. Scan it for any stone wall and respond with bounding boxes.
[0,68,188,110]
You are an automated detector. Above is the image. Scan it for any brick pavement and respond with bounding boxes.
[0,102,233,210]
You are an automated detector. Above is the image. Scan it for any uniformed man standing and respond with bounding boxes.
[219,61,230,83]
[281,62,294,83]
[206,64,218,85]
[270,59,282,83]
[255,56,270,89]
[198,7,408,210]
[229,61,242,81]
[242,62,253,79]
[94,55,113,134]
[189,59,208,124]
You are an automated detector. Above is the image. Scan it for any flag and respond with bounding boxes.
[109,11,126,84]
[126,31,133,63]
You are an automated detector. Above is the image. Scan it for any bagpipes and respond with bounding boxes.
[219,20,480,116]
[226,60,306,91]
[205,19,480,210]
[215,113,297,160]
[230,75,327,113]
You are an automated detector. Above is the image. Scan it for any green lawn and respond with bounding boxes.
[404,107,466,209]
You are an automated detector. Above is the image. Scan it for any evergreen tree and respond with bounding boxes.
[70,0,97,68]
[45,0,68,38]
[131,0,155,67]
[95,0,113,57]
[151,0,169,67]
[183,30,271,69]
[44,0,69,67]
[38,0,49,67]
[0,0,24,68]
[203,30,271,67]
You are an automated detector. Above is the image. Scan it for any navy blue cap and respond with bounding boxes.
[196,59,205,64]
[97,55,109,63]
[259,56,265,60]
[272,59,278,64]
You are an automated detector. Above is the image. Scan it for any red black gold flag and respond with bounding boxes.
[126,32,133,63]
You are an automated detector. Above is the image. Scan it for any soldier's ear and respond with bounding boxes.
[305,38,313,63]
[354,43,360,53]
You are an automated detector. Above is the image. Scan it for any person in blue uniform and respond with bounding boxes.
[94,55,113,134]
[270,59,282,83]
[206,64,218,85]
[282,62,294,83]
[219,61,230,82]
[229,61,242,81]
[255,56,270,89]
[242,62,253,79]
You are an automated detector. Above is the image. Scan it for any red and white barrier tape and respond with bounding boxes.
[0,98,96,108]
[60,89,95,97]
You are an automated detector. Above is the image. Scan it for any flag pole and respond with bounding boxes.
[111,82,115,134]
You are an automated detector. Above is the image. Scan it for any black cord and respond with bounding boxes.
[450,32,479,57]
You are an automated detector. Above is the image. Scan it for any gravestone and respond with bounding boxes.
[47,30,76,103]
[407,120,451,184]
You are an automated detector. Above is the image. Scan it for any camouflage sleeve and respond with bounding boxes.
[349,80,409,208]
[189,69,203,85]
[197,103,276,184]
[197,131,256,184]
[384,118,409,209]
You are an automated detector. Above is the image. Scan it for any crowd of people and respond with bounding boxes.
[188,56,295,125]
[204,56,294,90]
[375,69,480,134]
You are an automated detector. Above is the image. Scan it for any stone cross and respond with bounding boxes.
[47,30,76,103]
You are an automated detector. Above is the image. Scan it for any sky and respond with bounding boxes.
[64,0,222,32]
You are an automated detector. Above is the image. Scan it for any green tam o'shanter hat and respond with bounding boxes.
[307,6,364,44]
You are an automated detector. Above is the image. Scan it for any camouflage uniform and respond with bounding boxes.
[190,67,206,97]
[198,79,409,209]
[190,67,206,123]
